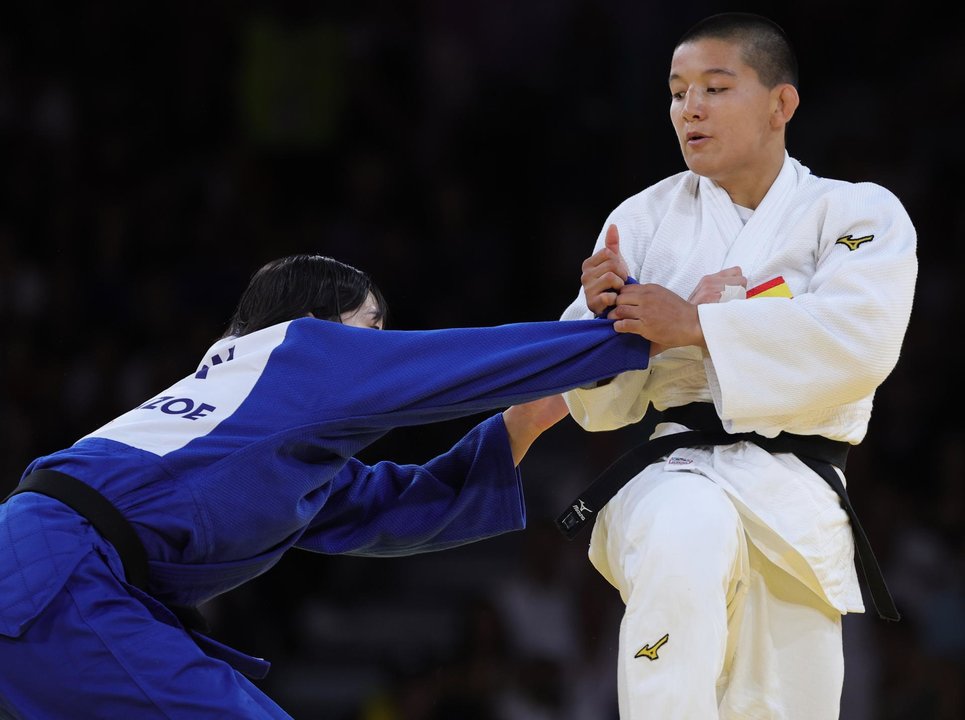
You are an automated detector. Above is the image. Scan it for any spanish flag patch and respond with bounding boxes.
[746,276,793,299]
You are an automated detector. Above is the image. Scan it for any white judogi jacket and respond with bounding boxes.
[561,154,917,613]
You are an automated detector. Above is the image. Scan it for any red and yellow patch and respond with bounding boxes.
[746,275,793,299]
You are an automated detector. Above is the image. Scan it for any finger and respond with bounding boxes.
[584,270,625,296]
[595,288,620,306]
[613,296,641,311]
[585,286,621,316]
[583,252,630,284]
[582,248,611,273]
[721,269,747,287]
[597,295,620,319]
[614,283,645,305]
[610,302,645,325]
[612,318,645,335]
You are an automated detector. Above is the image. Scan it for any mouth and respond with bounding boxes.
[686,131,708,144]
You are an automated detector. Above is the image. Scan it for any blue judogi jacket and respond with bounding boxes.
[1,317,648,676]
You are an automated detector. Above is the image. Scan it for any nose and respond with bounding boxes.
[681,89,702,121]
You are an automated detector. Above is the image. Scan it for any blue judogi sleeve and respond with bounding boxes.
[244,317,649,433]
[298,414,523,556]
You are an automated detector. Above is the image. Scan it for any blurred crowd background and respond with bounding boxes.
[1,1,962,718]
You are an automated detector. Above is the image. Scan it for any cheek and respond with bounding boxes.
[737,99,773,134]
[721,109,760,143]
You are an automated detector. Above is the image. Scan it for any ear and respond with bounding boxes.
[770,84,799,128]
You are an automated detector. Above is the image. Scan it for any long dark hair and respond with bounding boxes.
[222,254,388,338]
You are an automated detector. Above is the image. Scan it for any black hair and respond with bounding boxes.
[675,12,798,89]
[222,254,388,338]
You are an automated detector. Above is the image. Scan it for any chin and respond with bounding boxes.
[683,152,723,181]
[683,155,710,177]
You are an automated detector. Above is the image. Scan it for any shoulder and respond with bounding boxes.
[607,170,695,226]
[797,162,912,219]
[792,162,917,255]
[616,170,694,208]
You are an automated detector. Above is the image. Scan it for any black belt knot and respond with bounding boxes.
[555,403,899,621]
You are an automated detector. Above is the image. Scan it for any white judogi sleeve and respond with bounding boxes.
[699,176,917,439]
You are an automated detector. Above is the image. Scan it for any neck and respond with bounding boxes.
[715,149,786,210]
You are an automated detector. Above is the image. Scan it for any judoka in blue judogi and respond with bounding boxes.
[0,254,650,718]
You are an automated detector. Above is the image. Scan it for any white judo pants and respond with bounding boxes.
[591,468,844,720]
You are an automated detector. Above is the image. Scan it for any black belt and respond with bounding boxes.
[556,403,899,621]
[4,469,209,633]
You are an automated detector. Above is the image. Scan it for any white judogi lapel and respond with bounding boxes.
[699,152,803,273]
[634,154,807,297]
[697,170,744,257]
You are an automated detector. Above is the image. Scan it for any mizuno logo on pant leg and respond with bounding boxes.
[634,633,669,661]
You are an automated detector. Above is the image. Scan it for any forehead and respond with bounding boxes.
[357,292,379,313]
[342,292,384,327]
[669,37,751,83]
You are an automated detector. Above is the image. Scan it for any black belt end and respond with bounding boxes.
[555,499,594,540]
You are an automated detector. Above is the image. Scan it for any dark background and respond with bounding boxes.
[1,1,962,718]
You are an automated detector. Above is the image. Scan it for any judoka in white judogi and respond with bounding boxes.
[561,153,917,718]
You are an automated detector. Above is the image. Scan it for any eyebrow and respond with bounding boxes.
[668,67,738,83]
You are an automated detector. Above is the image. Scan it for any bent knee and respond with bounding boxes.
[626,471,742,560]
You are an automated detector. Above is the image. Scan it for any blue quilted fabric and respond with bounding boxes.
[0,493,92,637]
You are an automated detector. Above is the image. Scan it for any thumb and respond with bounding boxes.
[605,223,621,256]
[605,223,629,277]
